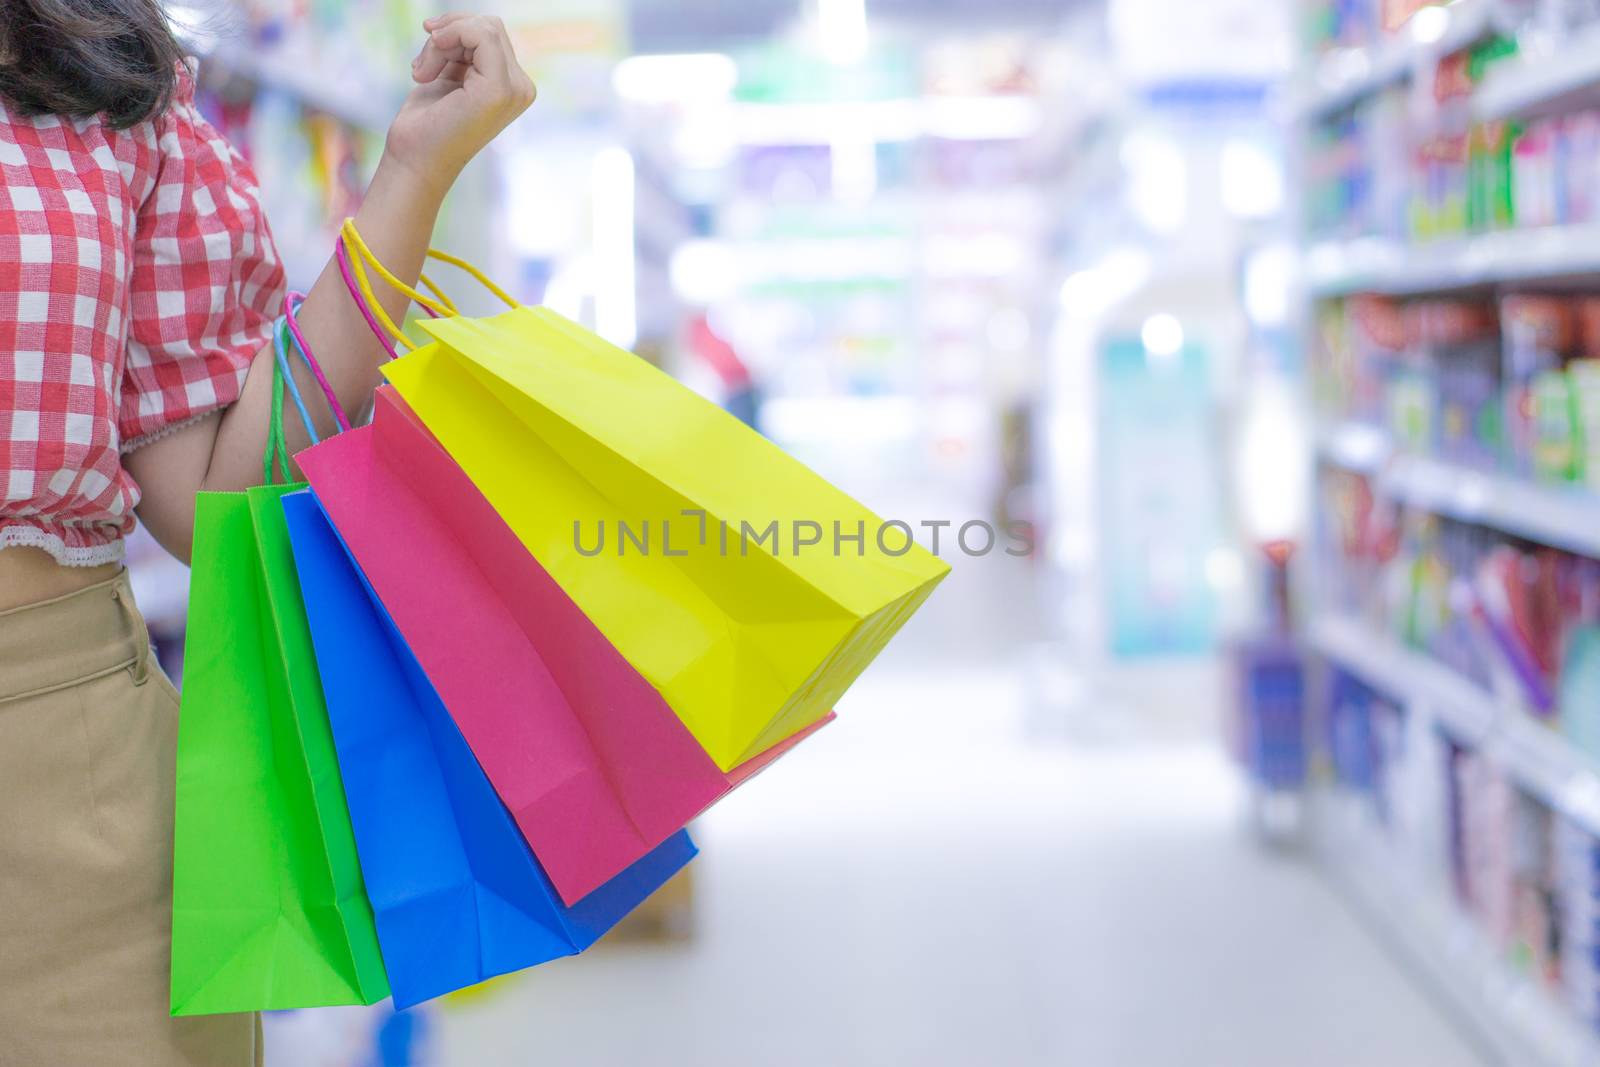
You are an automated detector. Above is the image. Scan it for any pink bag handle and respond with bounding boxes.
[336,238,401,362]
[282,291,351,431]
[333,232,447,363]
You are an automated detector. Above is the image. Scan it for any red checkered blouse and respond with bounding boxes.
[0,65,284,565]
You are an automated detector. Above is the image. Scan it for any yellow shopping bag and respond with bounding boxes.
[342,223,949,771]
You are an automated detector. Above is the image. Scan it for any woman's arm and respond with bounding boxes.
[128,12,534,561]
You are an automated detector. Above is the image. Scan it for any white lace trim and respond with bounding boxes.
[121,408,218,454]
[0,524,126,567]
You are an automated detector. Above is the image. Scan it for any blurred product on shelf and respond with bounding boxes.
[1448,747,1510,942]
[1415,299,1500,469]
[1558,819,1600,1026]
[1309,0,1465,52]
[1315,289,1600,486]
[1325,672,1390,801]
[1506,785,1563,986]
[1315,462,1600,720]
[1323,659,1592,1022]
[1449,748,1569,996]
[1305,89,1408,241]
[1304,0,1600,246]
[1504,295,1576,478]
[1562,619,1600,761]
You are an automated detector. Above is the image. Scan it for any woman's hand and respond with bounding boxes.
[383,13,536,200]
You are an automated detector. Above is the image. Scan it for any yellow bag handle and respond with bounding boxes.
[419,274,459,316]
[339,218,519,351]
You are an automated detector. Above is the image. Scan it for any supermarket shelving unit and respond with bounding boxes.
[1300,0,1600,127]
[1298,4,1600,1063]
[1309,609,1600,1064]
[1301,7,1600,300]
[1318,421,1600,557]
[1295,0,1496,120]
[1474,24,1600,124]
[1311,614,1600,833]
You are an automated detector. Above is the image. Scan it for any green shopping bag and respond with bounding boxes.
[170,351,388,1015]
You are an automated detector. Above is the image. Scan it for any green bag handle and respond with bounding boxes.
[262,341,292,486]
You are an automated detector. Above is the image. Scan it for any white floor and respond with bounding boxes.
[417,560,1487,1067]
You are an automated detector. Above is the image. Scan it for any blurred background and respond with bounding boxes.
[136,0,1600,1062]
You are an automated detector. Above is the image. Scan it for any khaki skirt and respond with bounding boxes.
[0,571,260,1066]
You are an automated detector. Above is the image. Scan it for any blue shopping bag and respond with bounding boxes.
[279,489,697,1009]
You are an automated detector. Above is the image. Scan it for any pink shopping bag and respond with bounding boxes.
[296,387,828,904]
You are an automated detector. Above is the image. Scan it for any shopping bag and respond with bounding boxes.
[170,351,387,1015]
[279,489,697,1008]
[295,387,825,904]
[344,226,949,771]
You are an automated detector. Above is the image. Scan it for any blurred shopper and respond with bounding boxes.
[0,5,533,1063]
[688,310,764,430]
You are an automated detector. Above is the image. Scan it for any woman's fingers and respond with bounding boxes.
[411,13,533,110]
[425,15,509,85]
[411,13,486,83]
[412,36,465,83]
[423,11,471,31]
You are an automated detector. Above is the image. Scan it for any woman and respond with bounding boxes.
[0,1,534,1061]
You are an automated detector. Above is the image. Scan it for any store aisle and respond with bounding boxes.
[433,561,1485,1067]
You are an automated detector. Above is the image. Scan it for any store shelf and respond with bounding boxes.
[1314,419,1389,475]
[1317,421,1600,557]
[1389,455,1600,558]
[1311,616,1497,744]
[1315,797,1600,1067]
[1296,0,1495,120]
[1307,225,1600,297]
[1475,26,1600,124]
[1296,45,1411,120]
[1310,616,1600,834]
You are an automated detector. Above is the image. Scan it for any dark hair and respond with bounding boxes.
[0,0,185,129]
